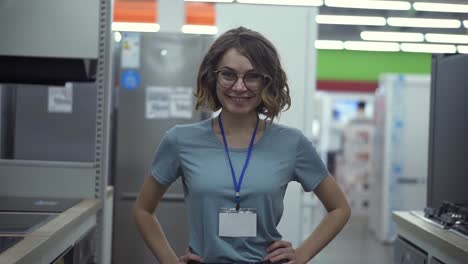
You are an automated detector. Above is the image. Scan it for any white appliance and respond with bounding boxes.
[369,74,430,243]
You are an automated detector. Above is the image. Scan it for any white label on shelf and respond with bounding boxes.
[48,83,73,113]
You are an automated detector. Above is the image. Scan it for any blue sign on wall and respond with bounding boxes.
[120,70,141,90]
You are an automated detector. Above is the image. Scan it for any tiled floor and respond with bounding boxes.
[311,214,394,264]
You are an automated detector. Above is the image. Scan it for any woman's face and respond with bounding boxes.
[215,48,264,116]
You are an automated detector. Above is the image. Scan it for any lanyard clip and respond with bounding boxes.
[235,192,240,211]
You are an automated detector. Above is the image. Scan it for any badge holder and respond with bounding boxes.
[219,208,257,237]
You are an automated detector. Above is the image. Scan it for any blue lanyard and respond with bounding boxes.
[218,114,259,211]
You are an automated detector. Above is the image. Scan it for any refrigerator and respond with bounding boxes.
[111,32,212,264]
[369,74,431,243]
[0,82,97,162]
[427,54,468,209]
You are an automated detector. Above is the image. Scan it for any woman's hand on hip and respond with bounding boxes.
[264,240,298,264]
[178,248,203,264]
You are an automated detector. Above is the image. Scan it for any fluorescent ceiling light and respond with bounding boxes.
[400,43,456,54]
[413,2,468,13]
[315,40,344,50]
[361,31,423,42]
[458,45,468,54]
[236,0,323,6]
[425,33,468,44]
[464,21,468,28]
[344,41,399,52]
[112,22,160,32]
[387,17,461,28]
[325,0,410,10]
[316,15,386,26]
[181,25,218,35]
[185,0,233,2]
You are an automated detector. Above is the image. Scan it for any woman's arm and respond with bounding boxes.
[133,176,179,264]
[295,174,351,263]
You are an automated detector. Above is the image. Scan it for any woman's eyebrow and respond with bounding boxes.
[218,66,257,73]
[218,66,235,71]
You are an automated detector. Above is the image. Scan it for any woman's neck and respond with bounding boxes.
[218,111,259,135]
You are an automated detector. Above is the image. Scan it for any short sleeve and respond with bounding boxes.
[151,127,182,186]
[293,133,329,192]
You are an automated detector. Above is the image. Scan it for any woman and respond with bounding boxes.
[134,27,351,264]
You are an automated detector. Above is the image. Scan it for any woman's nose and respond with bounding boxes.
[231,77,247,91]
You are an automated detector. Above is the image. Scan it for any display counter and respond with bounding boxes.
[0,199,101,264]
[393,211,468,264]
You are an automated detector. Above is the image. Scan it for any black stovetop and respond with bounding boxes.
[0,236,24,254]
[0,196,80,213]
[0,213,57,234]
[425,201,468,237]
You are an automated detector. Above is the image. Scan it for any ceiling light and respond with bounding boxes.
[344,41,399,52]
[464,21,468,28]
[112,22,160,32]
[236,0,323,6]
[361,31,423,42]
[325,0,410,10]
[181,25,218,35]
[185,0,233,2]
[425,33,468,44]
[458,46,468,54]
[315,40,344,50]
[400,43,456,53]
[387,17,461,28]
[316,15,386,26]
[413,2,468,13]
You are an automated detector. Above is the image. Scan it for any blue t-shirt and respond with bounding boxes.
[151,118,328,263]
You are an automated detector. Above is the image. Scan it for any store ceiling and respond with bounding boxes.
[317,0,468,42]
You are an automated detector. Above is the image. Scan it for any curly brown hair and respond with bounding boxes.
[195,26,291,121]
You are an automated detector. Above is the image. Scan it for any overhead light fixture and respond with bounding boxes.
[185,0,233,2]
[236,0,323,6]
[464,21,468,28]
[400,43,456,53]
[387,17,461,28]
[316,15,386,26]
[425,33,468,44]
[413,2,468,13]
[458,45,468,54]
[344,41,399,52]
[325,0,410,10]
[112,22,160,32]
[315,40,344,50]
[361,31,424,42]
[181,25,218,35]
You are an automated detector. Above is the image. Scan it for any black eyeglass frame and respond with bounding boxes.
[213,69,271,91]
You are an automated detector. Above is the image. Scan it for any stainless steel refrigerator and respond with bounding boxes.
[111,32,212,264]
[427,54,468,208]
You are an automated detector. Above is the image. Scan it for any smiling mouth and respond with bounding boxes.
[226,95,254,102]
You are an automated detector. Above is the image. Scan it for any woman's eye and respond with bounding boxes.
[245,73,262,81]
[222,71,237,78]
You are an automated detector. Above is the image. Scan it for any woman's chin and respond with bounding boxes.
[222,103,256,115]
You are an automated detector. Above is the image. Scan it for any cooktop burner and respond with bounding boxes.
[424,201,468,237]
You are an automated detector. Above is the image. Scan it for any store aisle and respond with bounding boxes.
[312,214,394,264]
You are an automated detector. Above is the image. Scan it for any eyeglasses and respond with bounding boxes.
[214,69,270,91]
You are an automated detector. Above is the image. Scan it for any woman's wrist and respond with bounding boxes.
[159,253,179,264]
[294,247,311,264]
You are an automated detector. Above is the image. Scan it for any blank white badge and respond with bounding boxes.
[219,208,257,237]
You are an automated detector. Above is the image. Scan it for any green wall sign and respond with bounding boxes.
[317,50,431,81]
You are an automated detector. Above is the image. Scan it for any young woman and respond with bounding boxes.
[133,27,351,264]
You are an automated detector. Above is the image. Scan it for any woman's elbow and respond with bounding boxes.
[342,202,352,223]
